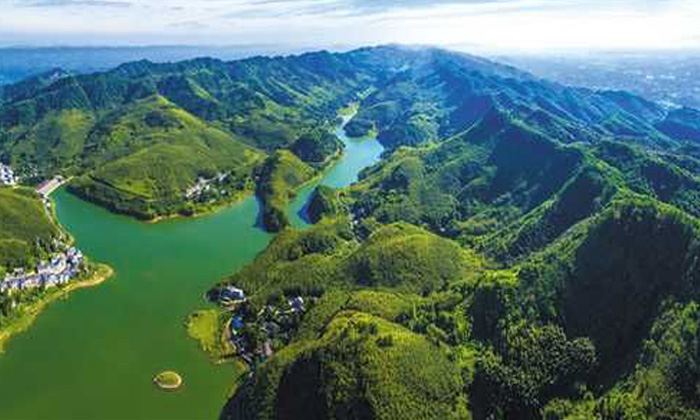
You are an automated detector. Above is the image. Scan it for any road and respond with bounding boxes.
[37,176,70,197]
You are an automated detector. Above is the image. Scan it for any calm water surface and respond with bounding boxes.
[0,116,383,420]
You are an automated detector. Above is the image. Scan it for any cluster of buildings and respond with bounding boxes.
[0,247,85,293]
[218,285,307,365]
[1,163,17,186]
[185,173,230,200]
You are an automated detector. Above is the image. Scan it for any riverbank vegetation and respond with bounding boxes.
[186,309,235,362]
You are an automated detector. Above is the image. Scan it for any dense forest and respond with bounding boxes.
[5,46,700,419]
[207,48,700,419]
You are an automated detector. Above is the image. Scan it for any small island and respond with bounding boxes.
[153,371,183,391]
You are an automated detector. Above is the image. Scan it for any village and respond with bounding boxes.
[0,163,17,186]
[215,285,309,365]
[185,173,230,200]
[0,163,88,295]
[0,246,85,294]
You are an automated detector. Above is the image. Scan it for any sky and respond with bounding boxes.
[0,0,699,53]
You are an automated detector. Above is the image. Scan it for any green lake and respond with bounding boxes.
[0,116,383,419]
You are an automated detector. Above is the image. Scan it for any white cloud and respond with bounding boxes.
[0,0,698,52]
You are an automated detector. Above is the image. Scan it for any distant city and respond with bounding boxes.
[500,51,700,109]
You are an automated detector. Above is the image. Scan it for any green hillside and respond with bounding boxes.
[0,187,59,276]
[307,186,344,223]
[290,130,345,166]
[217,219,484,306]
[67,96,264,219]
[256,151,316,232]
[226,311,468,420]
[213,193,700,420]
[0,50,380,220]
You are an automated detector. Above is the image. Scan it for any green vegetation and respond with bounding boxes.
[0,50,374,219]
[290,130,344,166]
[345,117,374,138]
[196,46,700,420]
[256,151,316,232]
[228,311,468,420]
[66,96,264,220]
[3,45,692,223]
[0,187,59,275]
[219,219,484,307]
[7,45,700,419]
[153,371,183,390]
[307,186,344,224]
[186,309,233,362]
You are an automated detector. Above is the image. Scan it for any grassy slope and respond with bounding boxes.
[68,96,264,219]
[0,187,59,273]
[9,109,93,173]
[213,219,486,419]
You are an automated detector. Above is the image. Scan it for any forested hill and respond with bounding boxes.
[345,48,697,149]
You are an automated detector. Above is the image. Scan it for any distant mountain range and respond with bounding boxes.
[0,45,300,86]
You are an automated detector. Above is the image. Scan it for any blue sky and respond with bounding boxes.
[0,0,698,52]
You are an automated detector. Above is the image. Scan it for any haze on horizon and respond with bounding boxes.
[0,0,699,54]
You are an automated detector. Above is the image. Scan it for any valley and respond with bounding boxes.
[0,110,383,419]
[2,45,700,420]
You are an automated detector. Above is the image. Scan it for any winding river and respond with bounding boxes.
[0,114,383,419]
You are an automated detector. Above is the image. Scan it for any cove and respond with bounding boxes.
[0,114,383,420]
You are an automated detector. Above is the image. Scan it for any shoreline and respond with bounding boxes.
[145,188,253,224]
[64,182,255,226]
[0,263,114,354]
[63,105,365,227]
[153,371,184,391]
